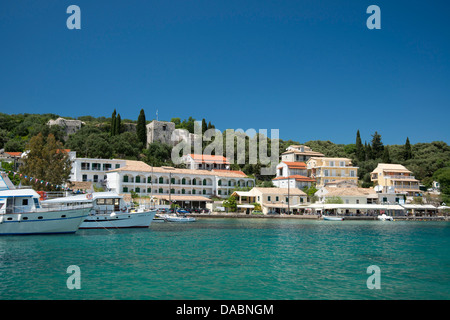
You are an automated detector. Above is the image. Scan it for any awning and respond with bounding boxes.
[303,203,405,210]
[237,204,255,209]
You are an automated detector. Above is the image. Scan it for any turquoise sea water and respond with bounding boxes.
[0,219,449,300]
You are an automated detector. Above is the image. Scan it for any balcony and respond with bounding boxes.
[385,175,416,180]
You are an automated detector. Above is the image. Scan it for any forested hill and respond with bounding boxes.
[1,112,450,191]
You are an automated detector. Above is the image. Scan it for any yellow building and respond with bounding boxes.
[370,163,420,196]
[306,157,358,188]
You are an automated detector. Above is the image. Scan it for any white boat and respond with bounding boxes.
[377,214,393,221]
[323,216,344,221]
[0,188,90,235]
[43,192,156,229]
[162,214,196,222]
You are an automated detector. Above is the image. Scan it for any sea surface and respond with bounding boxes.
[0,219,449,300]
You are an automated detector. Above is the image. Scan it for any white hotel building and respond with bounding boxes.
[105,160,255,198]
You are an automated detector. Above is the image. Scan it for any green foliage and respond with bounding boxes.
[143,141,174,167]
[433,167,450,200]
[20,133,72,191]
[404,137,413,160]
[325,196,344,204]
[223,195,237,211]
[136,109,147,147]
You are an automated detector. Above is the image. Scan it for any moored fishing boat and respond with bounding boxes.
[42,192,156,229]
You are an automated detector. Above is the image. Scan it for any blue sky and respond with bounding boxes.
[0,0,449,145]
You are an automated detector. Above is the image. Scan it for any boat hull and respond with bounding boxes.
[323,216,343,221]
[79,210,156,229]
[0,207,90,235]
[165,216,196,222]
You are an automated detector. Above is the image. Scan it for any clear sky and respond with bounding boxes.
[0,0,449,145]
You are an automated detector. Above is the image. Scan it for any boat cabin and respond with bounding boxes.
[0,189,41,214]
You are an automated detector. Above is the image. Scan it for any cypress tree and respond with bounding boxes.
[115,113,121,135]
[201,118,207,134]
[137,109,147,147]
[382,145,391,163]
[404,137,413,160]
[355,129,364,161]
[111,109,116,136]
[371,131,384,159]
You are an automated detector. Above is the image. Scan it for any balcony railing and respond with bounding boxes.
[385,175,416,180]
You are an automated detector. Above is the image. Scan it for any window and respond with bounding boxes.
[136,176,141,183]
[329,161,335,167]
[103,164,111,171]
[159,177,164,184]
[339,161,345,167]
[81,162,90,170]
[324,170,329,177]
[159,188,163,194]
[82,174,87,182]
[135,187,140,193]
[218,180,221,186]
[147,188,151,193]
[147,177,152,183]
[162,125,167,131]
[356,199,360,204]
[22,199,28,206]
[276,196,279,201]
[115,164,120,169]
[268,196,271,201]
[123,175,129,183]
[182,189,185,194]
[350,171,355,177]
[123,187,128,192]
[203,179,207,185]
[182,178,186,185]
[93,175,98,182]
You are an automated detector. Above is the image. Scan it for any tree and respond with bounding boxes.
[325,196,344,204]
[20,133,72,191]
[433,167,450,203]
[371,131,384,159]
[223,195,237,212]
[201,118,207,134]
[382,145,391,163]
[137,109,147,147]
[115,113,121,135]
[404,137,413,160]
[111,109,117,136]
[355,130,364,162]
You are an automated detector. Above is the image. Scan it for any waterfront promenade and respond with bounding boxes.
[189,212,449,221]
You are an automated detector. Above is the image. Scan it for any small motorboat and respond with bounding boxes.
[163,214,196,222]
[377,214,393,221]
[323,216,344,221]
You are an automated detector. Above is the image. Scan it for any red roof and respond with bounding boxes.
[188,154,230,164]
[5,152,22,157]
[272,175,315,182]
[281,161,307,169]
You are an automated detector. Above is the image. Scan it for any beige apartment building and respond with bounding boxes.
[370,163,420,196]
[307,157,358,188]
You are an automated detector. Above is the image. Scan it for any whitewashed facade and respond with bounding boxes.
[106,160,254,198]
